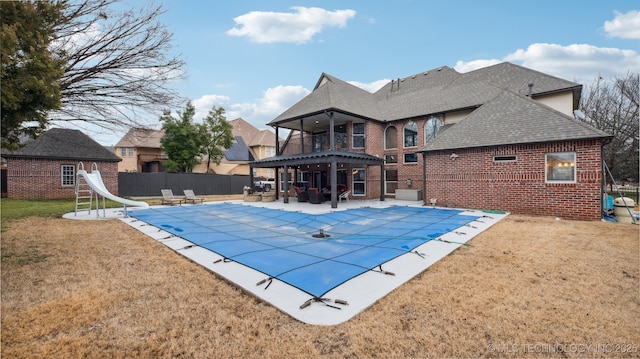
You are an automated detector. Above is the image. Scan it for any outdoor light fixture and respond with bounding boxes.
[450,153,459,160]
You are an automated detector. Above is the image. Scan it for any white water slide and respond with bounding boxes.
[75,163,148,217]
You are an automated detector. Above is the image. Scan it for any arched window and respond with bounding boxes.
[385,126,397,149]
[403,121,418,147]
[424,117,441,144]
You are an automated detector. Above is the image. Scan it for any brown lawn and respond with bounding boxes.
[1,200,639,358]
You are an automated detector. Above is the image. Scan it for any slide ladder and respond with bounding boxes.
[75,162,106,218]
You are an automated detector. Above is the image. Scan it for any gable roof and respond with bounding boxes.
[2,128,121,162]
[115,128,163,148]
[270,73,380,124]
[268,62,585,127]
[224,136,254,161]
[418,90,611,152]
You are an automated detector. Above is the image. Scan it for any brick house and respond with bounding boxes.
[2,128,121,199]
[250,62,611,220]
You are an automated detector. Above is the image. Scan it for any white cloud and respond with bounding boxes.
[348,79,390,93]
[226,7,356,44]
[455,43,640,84]
[604,10,640,39]
[192,85,310,130]
[453,59,502,73]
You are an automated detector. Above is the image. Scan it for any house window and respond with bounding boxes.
[385,170,398,195]
[545,152,576,183]
[385,126,397,149]
[493,155,517,163]
[127,148,134,156]
[334,124,347,150]
[61,165,75,186]
[297,171,310,188]
[404,121,418,147]
[385,154,397,164]
[424,117,441,143]
[120,147,127,157]
[404,152,418,163]
[352,123,365,149]
[313,132,327,152]
[352,168,366,195]
[265,146,275,157]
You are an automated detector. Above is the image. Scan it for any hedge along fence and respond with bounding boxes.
[118,172,250,197]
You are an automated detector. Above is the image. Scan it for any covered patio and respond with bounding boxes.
[250,150,385,208]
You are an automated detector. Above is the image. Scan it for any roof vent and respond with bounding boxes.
[527,83,534,97]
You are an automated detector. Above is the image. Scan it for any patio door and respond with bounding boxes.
[313,171,322,189]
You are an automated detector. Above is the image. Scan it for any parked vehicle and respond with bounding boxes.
[254,178,275,192]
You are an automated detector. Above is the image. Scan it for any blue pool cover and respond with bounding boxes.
[130,203,479,298]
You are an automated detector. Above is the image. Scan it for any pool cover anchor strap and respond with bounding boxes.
[213,257,234,264]
[434,237,473,246]
[299,297,347,310]
[412,250,428,259]
[372,265,396,276]
[256,277,274,290]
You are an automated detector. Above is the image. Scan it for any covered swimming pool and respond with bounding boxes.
[124,201,507,325]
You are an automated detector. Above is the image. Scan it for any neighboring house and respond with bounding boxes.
[1,128,121,199]
[115,128,166,172]
[251,62,611,220]
[215,118,280,177]
[114,119,280,175]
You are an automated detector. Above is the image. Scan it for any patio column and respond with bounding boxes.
[300,119,304,153]
[249,165,254,191]
[328,111,335,151]
[275,126,280,154]
[283,165,289,203]
[330,159,337,208]
[379,165,385,201]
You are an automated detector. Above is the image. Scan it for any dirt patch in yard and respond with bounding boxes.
[2,209,638,358]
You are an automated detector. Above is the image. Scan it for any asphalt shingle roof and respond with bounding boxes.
[267,62,609,149]
[419,90,612,152]
[2,128,121,161]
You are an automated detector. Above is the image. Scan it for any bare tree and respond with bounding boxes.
[579,72,639,184]
[49,0,185,133]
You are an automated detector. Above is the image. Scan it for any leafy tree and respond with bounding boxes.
[579,73,639,184]
[50,0,185,134]
[1,1,65,150]
[202,106,234,172]
[160,102,207,173]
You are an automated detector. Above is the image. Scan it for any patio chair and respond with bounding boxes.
[161,189,183,206]
[295,186,309,202]
[339,190,351,203]
[307,188,324,204]
[183,189,204,204]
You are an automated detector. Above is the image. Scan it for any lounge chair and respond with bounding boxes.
[307,188,324,204]
[295,186,309,202]
[183,189,204,204]
[339,190,351,203]
[161,189,183,206]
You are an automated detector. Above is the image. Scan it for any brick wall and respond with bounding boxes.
[6,159,120,200]
[423,140,604,221]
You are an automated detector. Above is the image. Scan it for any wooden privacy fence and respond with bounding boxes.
[118,172,250,197]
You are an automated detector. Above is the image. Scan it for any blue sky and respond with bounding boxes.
[94,1,639,145]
